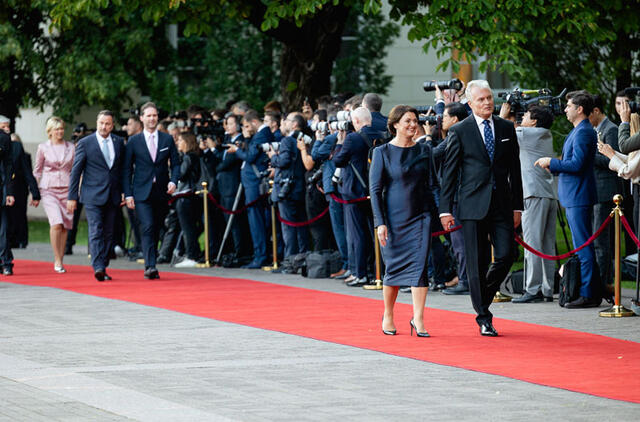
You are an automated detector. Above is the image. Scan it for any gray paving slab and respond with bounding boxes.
[0,243,638,420]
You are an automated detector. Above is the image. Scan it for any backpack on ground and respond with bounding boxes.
[558,256,581,307]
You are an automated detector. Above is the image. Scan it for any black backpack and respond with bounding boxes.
[304,250,343,278]
[558,256,581,307]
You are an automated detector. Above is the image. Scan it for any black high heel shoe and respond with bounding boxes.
[382,317,396,336]
[410,319,430,337]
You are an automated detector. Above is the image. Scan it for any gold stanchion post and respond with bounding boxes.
[196,182,211,268]
[600,194,635,317]
[363,230,383,290]
[262,203,279,271]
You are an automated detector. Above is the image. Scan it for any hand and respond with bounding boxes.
[337,130,346,145]
[434,82,443,101]
[377,225,388,247]
[67,199,77,213]
[167,182,176,195]
[297,139,305,151]
[534,157,552,171]
[513,211,522,228]
[302,102,313,120]
[5,195,14,207]
[619,100,631,123]
[443,89,459,104]
[266,148,276,158]
[440,215,455,231]
[30,199,40,207]
[268,168,275,179]
[499,103,511,120]
[597,142,615,159]
[119,194,125,207]
[316,184,325,194]
[126,197,135,209]
[226,144,238,153]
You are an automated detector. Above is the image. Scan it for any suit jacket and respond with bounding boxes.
[33,140,75,190]
[332,125,383,201]
[236,126,272,187]
[68,133,124,206]
[549,118,597,208]
[439,114,523,220]
[213,136,242,197]
[311,132,338,194]
[10,141,40,201]
[270,135,305,201]
[371,111,388,135]
[0,131,13,201]
[593,117,622,202]
[516,126,557,200]
[617,122,640,155]
[122,131,180,201]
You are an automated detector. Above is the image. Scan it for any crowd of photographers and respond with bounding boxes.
[3,81,640,307]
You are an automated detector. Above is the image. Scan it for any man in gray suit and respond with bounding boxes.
[508,105,558,303]
[590,95,621,289]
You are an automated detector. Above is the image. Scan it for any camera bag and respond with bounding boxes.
[558,255,581,307]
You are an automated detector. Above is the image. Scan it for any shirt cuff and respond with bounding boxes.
[439,213,452,218]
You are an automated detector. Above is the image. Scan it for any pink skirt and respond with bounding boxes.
[40,187,74,230]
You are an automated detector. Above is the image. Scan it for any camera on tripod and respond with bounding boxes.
[624,87,640,113]
[497,88,567,122]
[423,78,463,92]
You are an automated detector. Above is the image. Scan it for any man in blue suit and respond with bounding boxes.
[362,93,388,135]
[536,91,600,308]
[123,102,180,279]
[68,110,125,281]
[226,109,272,268]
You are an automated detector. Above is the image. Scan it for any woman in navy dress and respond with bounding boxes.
[369,105,436,337]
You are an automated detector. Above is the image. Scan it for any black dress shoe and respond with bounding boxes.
[104,273,112,281]
[3,267,13,276]
[543,295,553,302]
[479,322,498,337]
[443,284,470,295]
[565,296,601,309]
[430,282,446,291]
[512,292,544,303]
[94,270,105,282]
[144,268,160,279]
[346,277,369,287]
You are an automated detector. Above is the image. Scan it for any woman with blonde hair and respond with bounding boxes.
[33,116,75,272]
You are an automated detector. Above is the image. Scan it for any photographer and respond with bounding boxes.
[264,111,283,142]
[267,112,309,259]
[225,109,272,268]
[361,93,388,134]
[332,107,384,287]
[503,104,558,303]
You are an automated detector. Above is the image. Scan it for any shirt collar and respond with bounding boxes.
[144,129,158,139]
[473,113,493,126]
[96,132,111,143]
[596,116,609,133]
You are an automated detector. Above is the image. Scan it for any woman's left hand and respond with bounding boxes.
[377,225,388,247]
[597,142,615,159]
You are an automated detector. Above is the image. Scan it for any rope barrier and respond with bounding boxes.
[515,214,612,260]
[329,193,369,204]
[431,225,462,237]
[276,206,330,227]
[167,191,196,205]
[620,214,640,248]
[206,192,269,215]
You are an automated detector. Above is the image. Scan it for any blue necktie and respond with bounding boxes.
[101,139,111,168]
[483,120,494,161]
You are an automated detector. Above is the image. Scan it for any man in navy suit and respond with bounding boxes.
[225,109,272,268]
[123,102,180,279]
[362,93,388,135]
[536,91,600,308]
[68,110,124,281]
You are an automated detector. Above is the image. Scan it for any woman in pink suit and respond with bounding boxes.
[33,116,75,272]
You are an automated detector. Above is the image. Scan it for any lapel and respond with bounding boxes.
[92,135,110,169]
[466,116,491,163]
[112,137,122,168]
[492,116,503,160]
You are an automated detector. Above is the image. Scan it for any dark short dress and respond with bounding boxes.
[369,143,435,286]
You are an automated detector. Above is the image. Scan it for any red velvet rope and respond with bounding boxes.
[206,192,269,215]
[276,206,330,227]
[329,193,369,204]
[167,191,195,205]
[620,214,640,248]
[431,225,462,237]
[515,214,612,260]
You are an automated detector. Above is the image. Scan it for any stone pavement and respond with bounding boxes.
[1,243,638,421]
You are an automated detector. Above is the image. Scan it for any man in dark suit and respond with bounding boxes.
[123,102,180,279]
[589,95,620,289]
[333,107,384,287]
[440,80,523,336]
[362,93,388,135]
[536,91,599,308]
[225,109,272,268]
[68,110,124,281]
[0,120,15,275]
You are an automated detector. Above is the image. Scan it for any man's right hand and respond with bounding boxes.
[499,103,511,120]
[67,199,77,213]
[440,215,455,231]
[126,197,135,209]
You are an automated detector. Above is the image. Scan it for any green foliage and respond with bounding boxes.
[332,4,400,95]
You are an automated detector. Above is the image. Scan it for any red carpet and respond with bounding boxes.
[3,259,640,403]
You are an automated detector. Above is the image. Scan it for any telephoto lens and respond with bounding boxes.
[336,110,351,121]
[423,78,463,92]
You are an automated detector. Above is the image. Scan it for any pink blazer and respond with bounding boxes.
[33,140,75,189]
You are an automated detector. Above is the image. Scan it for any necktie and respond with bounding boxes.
[149,133,156,162]
[101,139,111,168]
[482,120,494,161]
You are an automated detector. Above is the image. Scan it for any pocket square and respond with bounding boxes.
[159,147,169,152]
[500,138,510,142]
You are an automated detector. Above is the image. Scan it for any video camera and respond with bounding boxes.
[423,78,463,92]
[190,114,225,143]
[624,87,640,113]
[496,88,567,122]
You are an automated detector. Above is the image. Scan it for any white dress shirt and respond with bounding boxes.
[143,129,158,159]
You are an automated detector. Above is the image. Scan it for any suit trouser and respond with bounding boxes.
[244,184,269,263]
[0,206,13,269]
[449,204,468,288]
[136,190,170,269]
[461,196,514,325]
[7,187,28,247]
[278,199,309,258]
[84,202,118,271]
[593,200,615,285]
[565,205,597,299]
[221,195,245,255]
[65,202,84,252]
[176,196,202,260]
[328,194,348,270]
[522,197,557,296]
[344,201,373,279]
